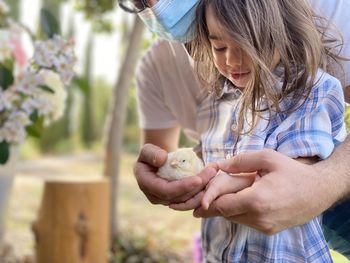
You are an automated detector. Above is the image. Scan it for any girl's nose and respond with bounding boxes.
[226,50,242,67]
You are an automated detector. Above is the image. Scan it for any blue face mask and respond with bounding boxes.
[138,0,198,43]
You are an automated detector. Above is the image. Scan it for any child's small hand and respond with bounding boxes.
[168,163,219,211]
[202,170,257,210]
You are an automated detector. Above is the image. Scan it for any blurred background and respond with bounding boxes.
[0,0,349,262]
[0,0,199,262]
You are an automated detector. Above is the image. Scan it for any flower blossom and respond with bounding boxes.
[0,111,31,144]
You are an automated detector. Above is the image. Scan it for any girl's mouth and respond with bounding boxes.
[230,71,251,80]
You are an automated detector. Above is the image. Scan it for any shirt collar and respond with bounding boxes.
[216,80,243,100]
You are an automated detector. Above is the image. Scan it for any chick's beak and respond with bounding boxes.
[170,160,180,168]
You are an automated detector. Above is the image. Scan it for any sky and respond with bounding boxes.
[20,0,130,85]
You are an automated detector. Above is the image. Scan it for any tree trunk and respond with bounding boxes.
[81,31,95,148]
[32,177,110,263]
[62,14,76,139]
[104,16,144,241]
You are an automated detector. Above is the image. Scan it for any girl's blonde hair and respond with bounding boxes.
[191,0,343,136]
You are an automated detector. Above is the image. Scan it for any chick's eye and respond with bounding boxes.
[181,160,186,163]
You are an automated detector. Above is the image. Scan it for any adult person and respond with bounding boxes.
[119,0,350,257]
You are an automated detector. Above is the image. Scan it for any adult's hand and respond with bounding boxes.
[134,143,217,206]
[193,149,337,235]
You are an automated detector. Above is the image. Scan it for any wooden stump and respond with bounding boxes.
[32,177,110,263]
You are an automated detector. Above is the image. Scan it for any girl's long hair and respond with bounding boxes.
[191,0,344,136]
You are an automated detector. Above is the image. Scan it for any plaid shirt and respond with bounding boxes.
[197,69,347,263]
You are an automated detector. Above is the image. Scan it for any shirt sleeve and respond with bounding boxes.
[135,42,179,129]
[272,75,347,159]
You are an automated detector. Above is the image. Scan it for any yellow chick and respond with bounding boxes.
[157,148,204,181]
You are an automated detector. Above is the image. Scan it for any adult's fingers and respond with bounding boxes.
[137,143,168,167]
[135,165,203,201]
[193,189,253,218]
[134,158,216,205]
[169,191,204,211]
[134,162,200,205]
[217,149,287,174]
[170,166,217,203]
[135,146,217,204]
[144,192,171,206]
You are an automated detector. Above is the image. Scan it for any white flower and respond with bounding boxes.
[39,69,67,123]
[0,90,11,112]
[0,111,31,144]
[54,57,76,85]
[0,89,13,111]
[32,36,76,86]
[33,41,54,68]
[45,38,61,55]
[21,96,50,116]
[15,71,44,95]
[52,35,66,51]
[0,3,76,165]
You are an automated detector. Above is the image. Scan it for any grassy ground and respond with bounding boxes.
[3,151,350,262]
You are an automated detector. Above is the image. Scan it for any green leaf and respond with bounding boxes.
[39,85,55,94]
[3,58,14,72]
[0,141,10,165]
[26,115,44,138]
[29,110,39,122]
[0,63,14,90]
[73,76,90,94]
[40,8,60,38]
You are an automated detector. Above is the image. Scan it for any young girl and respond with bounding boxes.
[190,0,347,261]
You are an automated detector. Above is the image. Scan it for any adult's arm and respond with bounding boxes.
[141,127,181,152]
[134,128,217,205]
[345,85,350,103]
[193,135,350,235]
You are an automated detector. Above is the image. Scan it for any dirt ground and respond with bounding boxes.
[2,152,200,262]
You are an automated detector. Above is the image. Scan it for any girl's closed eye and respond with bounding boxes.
[213,46,227,52]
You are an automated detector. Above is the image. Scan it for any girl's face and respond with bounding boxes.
[206,7,253,89]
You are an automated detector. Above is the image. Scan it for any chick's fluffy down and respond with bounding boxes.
[157,148,204,181]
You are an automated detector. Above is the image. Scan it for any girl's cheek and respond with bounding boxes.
[214,60,226,75]
[213,60,220,71]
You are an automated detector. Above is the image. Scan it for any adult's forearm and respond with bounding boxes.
[141,127,181,152]
[344,85,350,104]
[314,134,350,204]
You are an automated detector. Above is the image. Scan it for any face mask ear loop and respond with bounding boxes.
[141,0,149,10]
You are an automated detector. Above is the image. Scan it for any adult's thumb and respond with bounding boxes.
[217,149,278,174]
[138,143,168,167]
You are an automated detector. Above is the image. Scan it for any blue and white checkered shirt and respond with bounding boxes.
[197,69,347,262]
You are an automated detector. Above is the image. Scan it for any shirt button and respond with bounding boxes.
[225,154,232,159]
[231,124,237,131]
